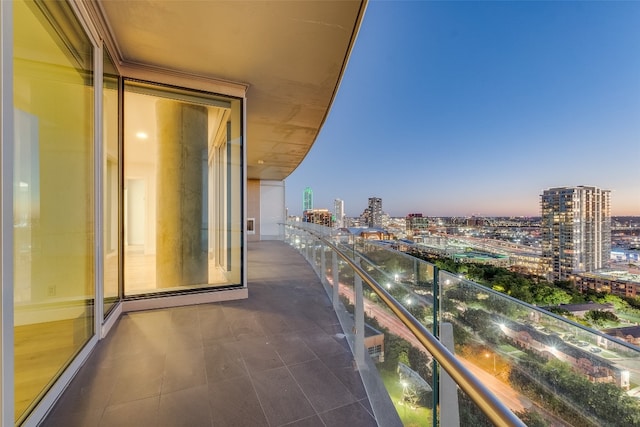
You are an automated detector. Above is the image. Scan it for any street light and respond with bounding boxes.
[485,352,496,374]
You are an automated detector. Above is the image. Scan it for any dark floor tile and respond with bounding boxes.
[301,329,351,358]
[320,352,367,400]
[229,313,266,339]
[50,362,117,415]
[281,414,326,427]
[208,375,268,427]
[317,322,345,336]
[170,305,201,325]
[269,333,317,365]
[108,354,164,405]
[199,310,235,343]
[162,347,207,393]
[100,396,160,427]
[41,406,103,427]
[158,386,212,427]
[319,401,377,427]
[358,397,374,419]
[251,366,315,426]
[126,310,172,337]
[166,328,204,351]
[286,314,321,332]
[233,336,284,373]
[203,343,247,383]
[289,359,356,413]
[257,312,295,334]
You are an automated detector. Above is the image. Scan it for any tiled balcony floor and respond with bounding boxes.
[41,241,376,427]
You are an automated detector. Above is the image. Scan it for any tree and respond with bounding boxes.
[533,285,572,305]
[584,310,618,327]
[514,409,549,427]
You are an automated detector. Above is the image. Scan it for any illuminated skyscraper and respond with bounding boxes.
[541,186,611,281]
[303,187,313,212]
[368,197,383,228]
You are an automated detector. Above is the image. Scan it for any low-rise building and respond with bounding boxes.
[602,325,640,347]
[574,271,640,298]
[554,302,615,318]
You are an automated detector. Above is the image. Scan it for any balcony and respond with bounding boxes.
[40,224,640,426]
[41,241,376,427]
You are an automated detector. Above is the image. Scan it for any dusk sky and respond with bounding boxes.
[284,0,640,218]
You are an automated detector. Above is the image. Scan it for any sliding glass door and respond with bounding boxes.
[13,0,95,422]
[123,81,242,296]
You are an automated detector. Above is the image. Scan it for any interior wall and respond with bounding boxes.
[259,180,285,240]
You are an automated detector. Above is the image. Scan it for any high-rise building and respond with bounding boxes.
[303,187,313,212]
[303,208,334,227]
[406,213,430,238]
[334,198,345,228]
[368,197,383,228]
[541,186,611,281]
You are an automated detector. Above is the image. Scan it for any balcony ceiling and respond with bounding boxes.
[98,0,366,181]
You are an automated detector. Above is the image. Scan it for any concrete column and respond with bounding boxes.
[156,100,208,287]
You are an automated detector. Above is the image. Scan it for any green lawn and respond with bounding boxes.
[380,369,433,427]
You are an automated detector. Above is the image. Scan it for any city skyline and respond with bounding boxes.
[285,1,640,218]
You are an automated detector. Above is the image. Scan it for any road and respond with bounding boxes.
[334,279,533,414]
[458,359,532,412]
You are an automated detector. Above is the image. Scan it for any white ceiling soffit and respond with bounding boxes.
[98,0,367,181]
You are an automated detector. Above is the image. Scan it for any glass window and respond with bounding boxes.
[103,48,120,317]
[13,0,94,422]
[124,81,242,296]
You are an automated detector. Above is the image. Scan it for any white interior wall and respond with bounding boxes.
[259,180,284,240]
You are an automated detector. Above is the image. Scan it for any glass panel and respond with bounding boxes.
[123,81,242,296]
[288,222,637,425]
[103,48,119,317]
[13,0,94,422]
[439,269,640,426]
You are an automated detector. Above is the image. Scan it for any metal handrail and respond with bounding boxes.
[292,225,526,427]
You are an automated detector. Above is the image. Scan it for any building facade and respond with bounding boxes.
[303,187,313,212]
[303,209,334,227]
[366,197,382,228]
[406,213,430,238]
[334,198,345,228]
[541,186,611,281]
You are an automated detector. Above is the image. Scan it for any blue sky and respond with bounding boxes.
[285,0,640,218]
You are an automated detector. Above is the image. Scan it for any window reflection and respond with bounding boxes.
[124,82,242,295]
[14,0,94,422]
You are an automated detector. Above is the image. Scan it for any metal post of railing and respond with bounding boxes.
[311,240,317,274]
[440,322,461,426]
[320,244,327,287]
[332,250,339,309]
[354,256,365,368]
[433,265,440,427]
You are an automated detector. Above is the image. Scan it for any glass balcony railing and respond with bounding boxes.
[283,221,640,427]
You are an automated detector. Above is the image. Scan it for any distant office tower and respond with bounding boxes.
[334,199,345,228]
[541,186,611,281]
[303,209,334,227]
[303,187,313,212]
[406,213,430,238]
[368,197,383,228]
